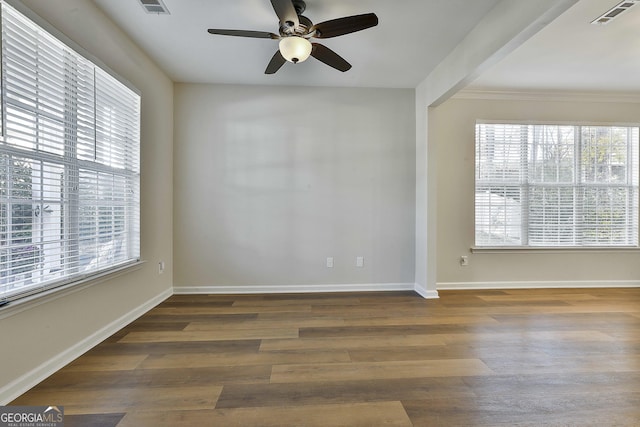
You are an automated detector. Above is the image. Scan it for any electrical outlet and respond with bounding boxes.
[356,256,364,267]
[326,257,334,268]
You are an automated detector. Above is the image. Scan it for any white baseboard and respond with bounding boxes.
[437,280,640,291]
[0,288,173,405]
[174,283,420,296]
[413,283,439,299]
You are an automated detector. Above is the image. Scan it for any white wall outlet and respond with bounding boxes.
[159,261,165,274]
[356,256,364,267]
[460,256,469,266]
[326,257,334,268]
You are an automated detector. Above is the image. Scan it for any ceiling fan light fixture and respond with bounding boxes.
[279,36,312,63]
[207,2,379,74]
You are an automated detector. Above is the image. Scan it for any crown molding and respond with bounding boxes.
[453,89,640,104]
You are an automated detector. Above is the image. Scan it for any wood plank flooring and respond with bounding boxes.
[11,288,640,426]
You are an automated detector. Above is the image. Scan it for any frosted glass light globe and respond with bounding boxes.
[279,37,312,63]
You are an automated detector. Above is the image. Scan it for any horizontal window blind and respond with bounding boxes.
[475,123,639,247]
[0,1,140,303]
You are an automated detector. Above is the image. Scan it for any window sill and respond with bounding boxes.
[0,260,146,320]
[471,246,640,254]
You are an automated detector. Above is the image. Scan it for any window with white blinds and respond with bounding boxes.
[0,1,140,304]
[475,123,639,247]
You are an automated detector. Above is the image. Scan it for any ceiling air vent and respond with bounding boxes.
[139,0,170,15]
[591,0,638,25]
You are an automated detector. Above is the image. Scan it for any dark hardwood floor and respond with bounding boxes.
[11,288,640,426]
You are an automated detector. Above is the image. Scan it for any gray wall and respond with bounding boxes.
[173,84,416,289]
[433,95,640,287]
[0,0,173,401]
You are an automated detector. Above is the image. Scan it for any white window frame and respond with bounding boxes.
[475,121,640,249]
[0,0,141,306]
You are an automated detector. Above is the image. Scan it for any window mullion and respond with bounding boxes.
[63,50,79,277]
[626,127,634,244]
[5,155,14,282]
[0,2,5,139]
[521,125,529,246]
[575,125,582,246]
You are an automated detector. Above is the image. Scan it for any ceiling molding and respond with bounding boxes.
[453,89,640,104]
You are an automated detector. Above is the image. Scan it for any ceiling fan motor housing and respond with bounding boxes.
[281,15,313,36]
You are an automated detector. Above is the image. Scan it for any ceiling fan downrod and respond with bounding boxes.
[292,0,306,16]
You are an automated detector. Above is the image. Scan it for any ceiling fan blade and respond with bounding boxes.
[207,29,279,39]
[312,13,378,39]
[270,0,299,29]
[265,50,287,74]
[310,43,351,72]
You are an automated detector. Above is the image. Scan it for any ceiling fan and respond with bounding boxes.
[207,0,378,74]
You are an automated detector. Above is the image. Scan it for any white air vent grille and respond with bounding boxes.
[591,0,638,25]
[139,0,170,14]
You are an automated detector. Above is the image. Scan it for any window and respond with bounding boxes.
[0,1,140,304]
[475,123,639,247]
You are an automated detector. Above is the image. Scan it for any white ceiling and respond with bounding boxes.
[469,0,640,94]
[92,0,640,94]
[92,0,501,88]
